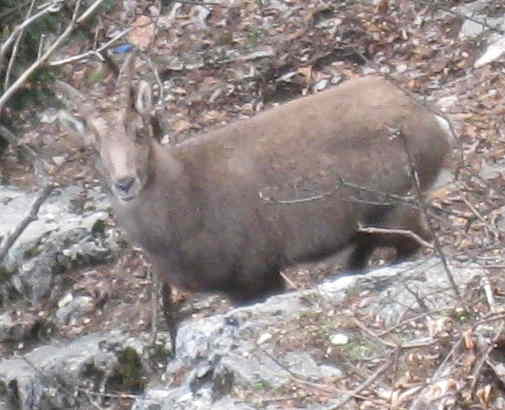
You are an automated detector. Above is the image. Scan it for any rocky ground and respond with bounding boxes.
[1,0,505,409]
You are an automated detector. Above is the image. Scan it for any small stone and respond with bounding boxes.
[329,333,349,345]
[52,156,66,166]
[58,293,73,308]
[313,79,329,92]
[257,332,272,344]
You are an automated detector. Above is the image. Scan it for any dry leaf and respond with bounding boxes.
[376,0,389,14]
[476,385,492,408]
[297,66,313,83]
[128,15,155,49]
[172,119,192,133]
[463,328,475,349]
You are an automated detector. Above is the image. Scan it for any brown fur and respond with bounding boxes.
[58,55,452,305]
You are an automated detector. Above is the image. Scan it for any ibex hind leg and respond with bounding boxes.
[345,233,378,273]
[346,206,432,274]
[227,269,286,306]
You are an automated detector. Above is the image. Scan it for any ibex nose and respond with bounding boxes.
[115,177,135,194]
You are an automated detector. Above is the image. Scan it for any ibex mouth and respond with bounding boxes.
[117,194,136,202]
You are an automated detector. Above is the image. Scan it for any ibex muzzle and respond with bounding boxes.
[58,52,452,308]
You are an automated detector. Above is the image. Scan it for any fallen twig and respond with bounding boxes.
[471,321,505,395]
[481,271,496,312]
[329,354,396,409]
[358,224,434,249]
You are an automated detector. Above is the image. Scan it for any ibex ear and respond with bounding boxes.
[57,110,97,147]
[135,80,153,115]
[55,80,100,147]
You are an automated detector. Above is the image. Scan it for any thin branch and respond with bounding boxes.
[0,0,108,114]
[431,335,464,382]
[0,124,18,145]
[403,281,431,312]
[76,0,105,23]
[397,129,461,301]
[481,271,496,312]
[329,354,396,409]
[4,0,37,89]
[471,321,505,395]
[258,190,333,204]
[257,346,339,395]
[37,33,46,60]
[0,123,40,163]
[259,176,418,208]
[378,307,450,337]
[174,0,223,6]
[418,0,505,35]
[76,386,140,401]
[461,195,500,241]
[48,27,132,66]
[0,183,55,263]
[358,224,434,249]
[352,317,398,349]
[353,316,438,350]
[0,0,32,21]
[472,313,505,330]
[280,271,297,290]
[0,0,61,71]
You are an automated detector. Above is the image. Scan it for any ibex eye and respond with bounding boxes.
[135,131,145,143]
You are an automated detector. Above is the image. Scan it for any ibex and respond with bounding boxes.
[58,52,451,338]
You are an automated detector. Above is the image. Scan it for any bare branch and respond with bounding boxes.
[0,1,32,21]
[0,123,18,146]
[329,354,396,409]
[173,0,223,6]
[397,129,461,302]
[357,224,434,249]
[258,190,333,204]
[0,183,56,263]
[259,176,418,208]
[481,271,496,313]
[48,27,132,66]
[280,271,297,290]
[4,0,37,89]
[471,321,505,395]
[0,0,61,71]
[0,0,108,114]
[418,0,505,35]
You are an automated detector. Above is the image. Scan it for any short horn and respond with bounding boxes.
[117,52,137,114]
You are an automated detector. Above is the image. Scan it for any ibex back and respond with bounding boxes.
[58,53,452,304]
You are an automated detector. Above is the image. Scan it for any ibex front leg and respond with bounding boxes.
[150,267,179,356]
[160,281,179,356]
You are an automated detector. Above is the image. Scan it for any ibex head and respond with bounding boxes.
[57,53,155,202]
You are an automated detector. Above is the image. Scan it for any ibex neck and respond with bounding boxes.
[150,141,183,186]
[110,141,188,252]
